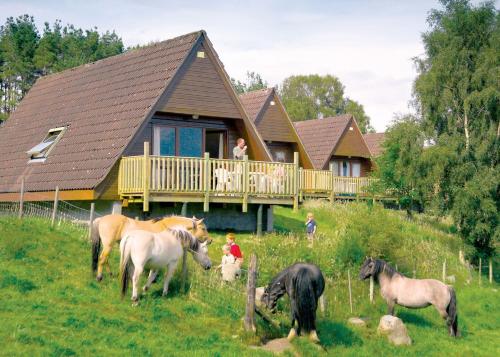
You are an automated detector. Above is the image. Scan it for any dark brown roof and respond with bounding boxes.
[239,88,273,122]
[0,31,202,193]
[294,115,353,169]
[363,133,385,156]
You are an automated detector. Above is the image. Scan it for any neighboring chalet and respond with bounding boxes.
[363,133,386,157]
[294,115,373,176]
[239,88,313,169]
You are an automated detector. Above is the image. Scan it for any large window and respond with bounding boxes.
[153,125,203,157]
[330,159,361,177]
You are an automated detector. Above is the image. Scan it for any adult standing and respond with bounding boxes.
[233,138,247,160]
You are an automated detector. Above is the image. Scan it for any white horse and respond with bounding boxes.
[359,257,458,337]
[120,227,212,304]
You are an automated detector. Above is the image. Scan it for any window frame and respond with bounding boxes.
[27,126,66,163]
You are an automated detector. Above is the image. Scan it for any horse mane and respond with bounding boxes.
[373,259,402,278]
[151,214,183,223]
[169,227,199,251]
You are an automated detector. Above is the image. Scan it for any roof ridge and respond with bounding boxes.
[37,30,204,82]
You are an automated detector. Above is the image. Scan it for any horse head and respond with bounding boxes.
[359,257,376,280]
[181,229,212,270]
[261,277,287,313]
[191,217,211,243]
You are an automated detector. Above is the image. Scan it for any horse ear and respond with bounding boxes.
[197,218,204,224]
[192,216,197,220]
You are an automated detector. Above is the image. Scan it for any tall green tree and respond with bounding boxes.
[0,15,124,121]
[231,71,268,94]
[279,74,373,133]
[377,0,498,260]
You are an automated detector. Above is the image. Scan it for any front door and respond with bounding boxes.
[205,130,226,159]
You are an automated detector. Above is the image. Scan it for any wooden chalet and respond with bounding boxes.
[0,30,380,230]
[363,132,386,157]
[239,88,313,168]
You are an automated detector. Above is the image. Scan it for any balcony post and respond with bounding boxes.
[293,152,299,212]
[203,152,210,212]
[143,141,150,212]
[242,155,249,213]
[330,170,335,203]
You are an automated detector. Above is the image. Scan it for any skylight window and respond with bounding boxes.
[27,127,66,162]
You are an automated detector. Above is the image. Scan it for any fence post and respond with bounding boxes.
[489,258,493,284]
[442,259,446,282]
[203,152,210,212]
[329,171,335,203]
[348,269,353,314]
[369,276,374,304]
[242,155,249,213]
[88,202,95,240]
[143,141,150,212]
[18,178,25,219]
[293,152,299,212]
[479,258,482,285]
[319,294,326,317]
[181,202,188,217]
[244,254,258,332]
[51,186,59,227]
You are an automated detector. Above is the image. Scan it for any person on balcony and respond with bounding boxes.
[233,138,247,160]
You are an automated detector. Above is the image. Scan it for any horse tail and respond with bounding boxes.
[91,217,102,273]
[120,235,133,298]
[293,268,317,334]
[446,286,459,337]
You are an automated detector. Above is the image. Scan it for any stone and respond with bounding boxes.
[348,317,367,327]
[261,338,293,354]
[255,287,265,308]
[378,315,412,346]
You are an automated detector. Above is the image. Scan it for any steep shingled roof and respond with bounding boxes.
[238,88,273,122]
[363,133,385,156]
[294,115,353,169]
[0,31,201,193]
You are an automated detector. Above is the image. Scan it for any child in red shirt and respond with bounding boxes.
[226,233,243,267]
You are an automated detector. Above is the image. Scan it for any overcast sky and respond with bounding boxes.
[1,0,478,131]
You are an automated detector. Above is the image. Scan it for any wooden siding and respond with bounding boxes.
[333,121,371,160]
[97,162,121,200]
[256,97,295,142]
[159,43,241,119]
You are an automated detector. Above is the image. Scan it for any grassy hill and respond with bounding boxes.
[0,202,498,356]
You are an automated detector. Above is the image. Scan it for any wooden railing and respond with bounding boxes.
[118,143,377,212]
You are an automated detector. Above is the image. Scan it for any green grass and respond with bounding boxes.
[0,202,498,356]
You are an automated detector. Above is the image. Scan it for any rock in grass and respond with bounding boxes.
[378,315,412,346]
[255,287,265,308]
[348,317,367,327]
[261,338,293,354]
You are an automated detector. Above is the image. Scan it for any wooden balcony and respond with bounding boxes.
[118,144,380,212]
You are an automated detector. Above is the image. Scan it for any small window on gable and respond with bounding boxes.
[27,127,66,162]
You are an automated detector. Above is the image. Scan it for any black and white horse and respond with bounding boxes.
[261,262,325,342]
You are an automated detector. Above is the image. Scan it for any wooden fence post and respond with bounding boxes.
[181,248,188,293]
[143,141,150,212]
[51,186,59,227]
[369,276,374,304]
[479,258,482,285]
[18,178,25,219]
[319,294,326,317]
[489,258,493,284]
[244,254,258,332]
[348,269,353,314]
[203,152,210,212]
[442,259,446,282]
[88,203,95,240]
[181,202,188,217]
[293,152,299,212]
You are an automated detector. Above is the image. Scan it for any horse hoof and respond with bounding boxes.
[287,328,297,341]
[309,331,320,344]
[162,291,168,297]
[96,275,103,282]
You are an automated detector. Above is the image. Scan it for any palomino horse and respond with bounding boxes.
[120,228,211,304]
[262,263,325,343]
[359,257,458,337]
[91,214,210,281]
